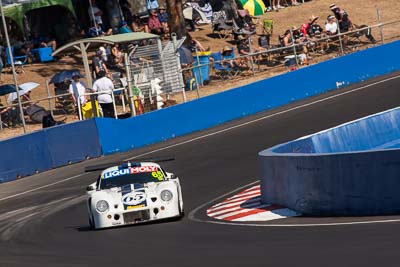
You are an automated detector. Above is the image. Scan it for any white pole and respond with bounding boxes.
[0,2,26,133]
[124,53,136,117]
[45,80,54,117]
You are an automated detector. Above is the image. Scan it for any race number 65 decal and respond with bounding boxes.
[152,171,164,181]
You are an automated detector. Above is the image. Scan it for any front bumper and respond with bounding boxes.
[92,203,180,229]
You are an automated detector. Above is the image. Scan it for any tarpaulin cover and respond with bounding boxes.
[2,0,75,31]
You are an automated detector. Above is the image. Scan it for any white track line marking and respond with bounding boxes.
[1,74,399,204]
[125,75,400,161]
[0,174,82,202]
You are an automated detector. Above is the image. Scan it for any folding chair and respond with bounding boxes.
[5,47,27,74]
[262,19,274,36]
[213,17,233,39]
[211,52,234,79]
[212,11,233,39]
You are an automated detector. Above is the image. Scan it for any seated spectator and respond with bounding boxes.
[119,20,132,34]
[31,31,57,51]
[236,9,256,33]
[111,43,124,67]
[330,4,376,43]
[148,9,165,34]
[306,15,328,52]
[306,15,324,37]
[279,27,309,59]
[258,34,270,50]
[131,15,150,33]
[236,35,266,71]
[157,6,170,36]
[292,26,309,55]
[157,6,169,29]
[325,15,338,35]
[87,23,112,37]
[221,46,239,69]
[279,29,292,47]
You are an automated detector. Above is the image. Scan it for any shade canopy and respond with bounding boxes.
[53,32,160,56]
[2,0,76,32]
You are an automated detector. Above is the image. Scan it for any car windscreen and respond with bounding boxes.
[99,167,164,190]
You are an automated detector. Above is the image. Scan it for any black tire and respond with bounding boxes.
[88,213,95,229]
[178,201,185,218]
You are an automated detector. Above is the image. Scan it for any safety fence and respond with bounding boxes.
[1,39,400,182]
[178,19,400,103]
[0,19,399,135]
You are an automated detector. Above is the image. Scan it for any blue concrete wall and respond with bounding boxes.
[98,41,400,154]
[259,107,400,216]
[0,120,101,183]
[1,41,400,183]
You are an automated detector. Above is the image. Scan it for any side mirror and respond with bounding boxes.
[170,174,177,179]
[86,185,96,191]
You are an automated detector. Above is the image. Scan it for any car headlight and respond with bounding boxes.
[96,200,109,212]
[160,190,173,202]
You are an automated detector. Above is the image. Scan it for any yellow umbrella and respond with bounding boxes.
[239,0,266,16]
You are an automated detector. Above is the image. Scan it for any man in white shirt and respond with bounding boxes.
[69,75,87,106]
[92,71,115,118]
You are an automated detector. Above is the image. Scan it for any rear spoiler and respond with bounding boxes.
[84,156,175,172]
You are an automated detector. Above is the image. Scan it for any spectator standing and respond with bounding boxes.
[69,74,87,111]
[272,0,285,11]
[92,49,109,78]
[88,0,104,29]
[263,0,272,12]
[92,71,115,118]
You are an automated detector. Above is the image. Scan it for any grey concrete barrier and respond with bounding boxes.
[259,107,400,216]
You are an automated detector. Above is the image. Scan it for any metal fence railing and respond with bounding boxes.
[1,17,400,135]
[180,19,400,100]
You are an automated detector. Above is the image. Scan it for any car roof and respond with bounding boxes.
[101,162,161,175]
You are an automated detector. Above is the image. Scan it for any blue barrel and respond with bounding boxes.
[192,51,211,85]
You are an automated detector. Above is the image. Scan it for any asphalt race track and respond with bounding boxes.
[1,72,400,267]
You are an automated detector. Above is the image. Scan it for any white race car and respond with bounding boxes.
[86,161,184,229]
